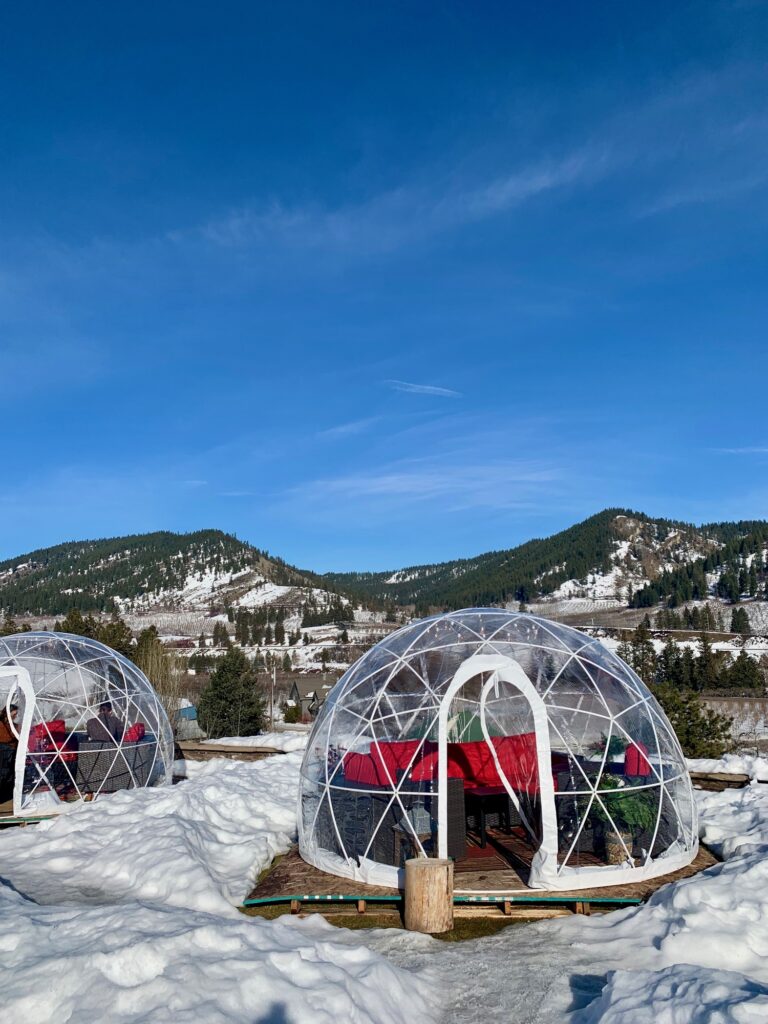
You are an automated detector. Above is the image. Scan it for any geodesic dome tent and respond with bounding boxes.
[0,632,174,819]
[298,610,697,892]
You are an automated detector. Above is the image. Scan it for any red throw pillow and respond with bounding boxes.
[124,722,146,743]
[625,741,651,777]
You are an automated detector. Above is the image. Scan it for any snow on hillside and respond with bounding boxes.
[539,517,717,607]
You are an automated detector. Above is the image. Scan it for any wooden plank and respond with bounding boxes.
[690,771,750,792]
[179,743,282,763]
[246,844,719,908]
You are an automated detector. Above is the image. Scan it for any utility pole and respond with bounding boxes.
[270,665,276,727]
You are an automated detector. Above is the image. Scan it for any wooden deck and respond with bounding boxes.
[246,842,718,908]
[179,742,285,763]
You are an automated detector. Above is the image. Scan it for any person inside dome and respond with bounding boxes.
[0,702,19,801]
[87,701,124,742]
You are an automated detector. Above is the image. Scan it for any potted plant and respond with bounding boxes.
[592,775,657,865]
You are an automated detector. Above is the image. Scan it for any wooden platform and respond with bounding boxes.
[690,770,751,791]
[246,842,717,909]
[179,742,285,763]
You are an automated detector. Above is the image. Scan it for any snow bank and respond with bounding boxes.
[688,753,768,782]
[572,964,768,1023]
[0,754,302,914]
[203,730,309,753]
[696,783,768,859]
[371,782,768,1023]
[0,886,438,1024]
[0,752,438,1024]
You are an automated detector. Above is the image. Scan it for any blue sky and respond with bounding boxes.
[1,2,768,570]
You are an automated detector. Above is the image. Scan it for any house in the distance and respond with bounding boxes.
[287,677,334,719]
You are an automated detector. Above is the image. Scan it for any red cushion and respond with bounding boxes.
[124,722,146,743]
[342,751,389,785]
[625,741,651,777]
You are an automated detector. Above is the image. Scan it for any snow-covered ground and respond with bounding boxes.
[203,730,309,752]
[0,754,438,1023]
[688,753,768,782]
[0,755,301,913]
[3,748,768,1022]
[364,779,768,1023]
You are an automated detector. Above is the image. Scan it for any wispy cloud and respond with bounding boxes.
[280,456,560,522]
[640,172,768,217]
[179,146,608,257]
[386,380,462,398]
[316,416,381,439]
[714,446,768,455]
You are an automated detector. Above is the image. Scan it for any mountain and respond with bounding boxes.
[0,530,325,617]
[323,510,768,612]
[2,510,767,623]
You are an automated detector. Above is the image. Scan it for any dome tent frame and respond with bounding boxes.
[298,610,698,892]
[0,632,174,819]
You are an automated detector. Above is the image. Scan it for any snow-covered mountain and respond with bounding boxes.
[2,512,767,629]
[0,529,346,620]
[325,509,756,612]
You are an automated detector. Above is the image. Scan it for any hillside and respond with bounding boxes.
[0,530,324,617]
[324,510,768,612]
[3,511,768,627]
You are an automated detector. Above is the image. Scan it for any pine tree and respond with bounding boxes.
[96,615,134,657]
[58,608,98,638]
[730,607,751,636]
[749,563,758,597]
[630,620,656,682]
[654,685,733,758]
[197,648,266,738]
[726,650,763,692]
[694,632,721,691]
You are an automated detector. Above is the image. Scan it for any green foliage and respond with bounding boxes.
[730,607,751,635]
[590,734,625,760]
[653,684,733,758]
[726,650,763,691]
[633,522,768,609]
[301,596,349,627]
[618,621,762,694]
[197,648,266,739]
[594,775,657,834]
[55,609,134,657]
[283,704,302,724]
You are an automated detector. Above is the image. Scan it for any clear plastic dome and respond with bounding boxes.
[0,632,174,819]
[298,610,697,892]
